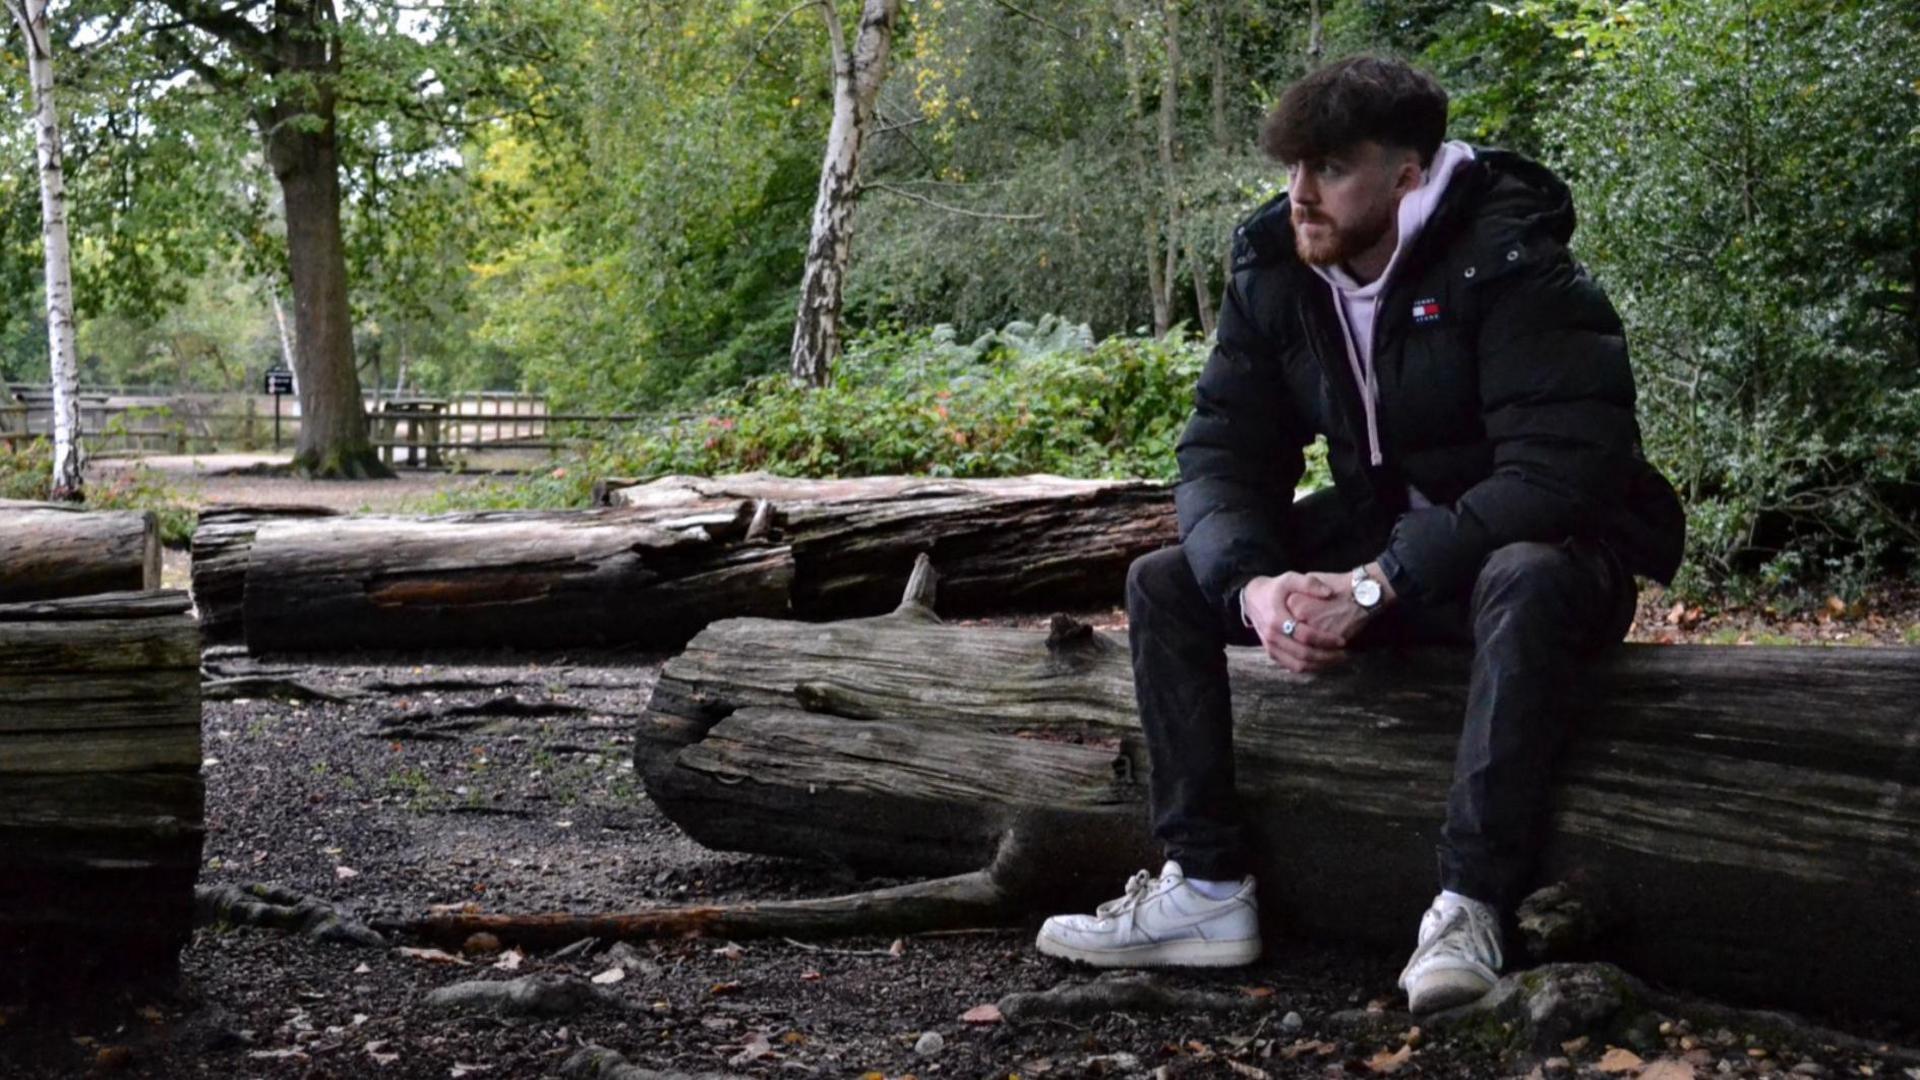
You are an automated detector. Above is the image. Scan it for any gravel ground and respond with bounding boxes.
[5,461,1917,1078]
[2,597,1914,1079]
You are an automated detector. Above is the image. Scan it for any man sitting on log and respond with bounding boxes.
[1035,55,1685,1013]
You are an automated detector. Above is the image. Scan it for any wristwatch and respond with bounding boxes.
[1351,565,1384,614]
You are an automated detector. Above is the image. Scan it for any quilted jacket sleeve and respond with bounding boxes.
[1377,252,1641,602]
[1174,263,1312,622]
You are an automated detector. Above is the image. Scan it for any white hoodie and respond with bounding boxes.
[1308,140,1476,507]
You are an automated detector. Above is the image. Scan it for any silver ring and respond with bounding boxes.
[1281,619,1297,639]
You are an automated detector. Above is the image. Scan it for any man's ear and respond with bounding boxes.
[1390,149,1424,196]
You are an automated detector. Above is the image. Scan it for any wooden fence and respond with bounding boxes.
[0,386,645,466]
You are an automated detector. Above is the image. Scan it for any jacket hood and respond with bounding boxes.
[1233,147,1577,274]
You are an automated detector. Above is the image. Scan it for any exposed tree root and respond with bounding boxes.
[424,975,630,1018]
[200,675,360,703]
[292,447,394,481]
[194,882,385,947]
[998,974,1267,1025]
[1429,962,1920,1067]
[388,869,1013,951]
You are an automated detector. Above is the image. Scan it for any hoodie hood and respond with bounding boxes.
[1233,145,1578,276]
[1310,139,1478,298]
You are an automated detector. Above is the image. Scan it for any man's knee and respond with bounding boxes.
[1127,546,1203,621]
[1470,541,1584,624]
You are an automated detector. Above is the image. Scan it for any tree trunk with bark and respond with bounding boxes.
[597,473,1177,618]
[257,0,387,479]
[789,0,902,387]
[199,505,793,655]
[189,504,342,643]
[0,590,203,998]
[637,598,1920,1025]
[190,475,1176,652]
[6,0,82,497]
[0,502,161,601]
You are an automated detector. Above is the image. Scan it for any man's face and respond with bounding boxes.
[1287,142,1418,268]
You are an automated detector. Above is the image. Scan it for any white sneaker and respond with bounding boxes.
[1034,861,1261,968]
[1398,893,1504,1013]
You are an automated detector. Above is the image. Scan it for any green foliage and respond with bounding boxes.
[420,320,1332,514]
[84,464,197,546]
[0,436,50,500]
[1547,0,1920,593]
[0,439,194,543]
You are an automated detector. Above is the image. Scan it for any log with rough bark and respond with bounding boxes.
[0,501,160,601]
[189,503,340,643]
[195,504,793,655]
[595,473,1177,618]
[0,590,203,997]
[192,475,1174,653]
[637,587,1920,1024]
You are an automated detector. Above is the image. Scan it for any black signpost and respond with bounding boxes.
[263,367,294,450]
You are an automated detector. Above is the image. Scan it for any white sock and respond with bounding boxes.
[1188,877,1244,900]
[1439,889,1495,916]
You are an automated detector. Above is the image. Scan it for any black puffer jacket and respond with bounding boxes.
[1175,148,1685,616]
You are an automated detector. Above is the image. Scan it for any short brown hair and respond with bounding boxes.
[1259,55,1448,168]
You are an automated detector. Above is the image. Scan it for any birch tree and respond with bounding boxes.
[5,0,82,498]
[789,0,902,388]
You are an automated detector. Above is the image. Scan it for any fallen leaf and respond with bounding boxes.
[713,942,745,961]
[590,967,625,985]
[1827,595,1847,618]
[1240,986,1275,999]
[1365,1044,1413,1074]
[1666,601,1687,624]
[961,1004,1004,1025]
[1365,996,1392,1014]
[888,938,907,958]
[728,1033,774,1068]
[492,949,524,971]
[335,865,359,881]
[710,981,743,996]
[800,970,823,982]
[395,947,469,966]
[353,962,372,975]
[1562,1036,1591,1056]
[782,1031,807,1046]
[1281,1039,1339,1060]
[450,1064,491,1078]
[1639,1060,1696,1080]
[1596,1047,1646,1074]
[1227,1060,1270,1080]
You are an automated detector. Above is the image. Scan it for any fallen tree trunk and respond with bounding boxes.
[596,473,1176,618]
[637,583,1920,1025]
[0,590,203,998]
[236,505,792,654]
[190,504,340,643]
[0,501,160,601]
[191,474,1174,654]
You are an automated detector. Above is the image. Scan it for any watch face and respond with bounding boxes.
[1354,578,1383,609]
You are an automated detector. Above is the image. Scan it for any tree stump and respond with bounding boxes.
[0,590,203,998]
[0,501,160,601]
[638,597,1920,1024]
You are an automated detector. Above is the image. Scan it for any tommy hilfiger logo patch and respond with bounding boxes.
[1412,299,1443,325]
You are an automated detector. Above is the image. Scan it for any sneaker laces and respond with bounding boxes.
[1093,869,1158,919]
[1411,902,1503,973]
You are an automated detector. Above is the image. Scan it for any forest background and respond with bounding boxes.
[0,0,1915,599]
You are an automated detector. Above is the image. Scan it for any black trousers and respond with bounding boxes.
[1129,489,1637,910]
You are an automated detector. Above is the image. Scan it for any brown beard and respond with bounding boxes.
[1293,204,1394,268]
